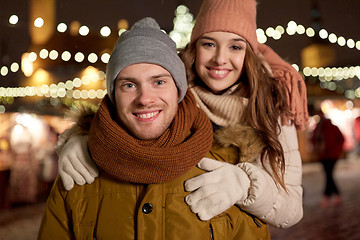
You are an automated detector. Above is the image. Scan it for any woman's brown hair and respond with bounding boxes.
[179,42,292,190]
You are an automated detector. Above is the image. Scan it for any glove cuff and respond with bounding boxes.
[233,165,251,204]
[237,162,268,206]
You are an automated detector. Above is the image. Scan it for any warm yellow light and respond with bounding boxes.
[0,66,8,76]
[286,21,297,35]
[81,90,88,99]
[175,5,188,16]
[65,80,74,90]
[57,23,67,32]
[57,88,66,98]
[9,15,19,25]
[347,39,355,48]
[303,67,311,77]
[296,25,305,35]
[328,33,337,43]
[10,62,19,72]
[257,34,267,44]
[40,84,49,94]
[273,30,281,40]
[306,27,315,37]
[100,26,111,37]
[88,53,98,63]
[34,17,44,27]
[73,90,81,99]
[96,89,105,99]
[337,36,346,46]
[101,53,110,63]
[292,64,299,72]
[356,41,360,50]
[74,52,85,62]
[33,68,50,85]
[61,51,71,61]
[70,21,81,35]
[319,29,328,39]
[79,26,89,36]
[83,66,98,76]
[28,52,37,62]
[88,89,96,99]
[117,19,129,30]
[73,78,82,88]
[49,50,58,60]
[0,105,5,114]
[275,26,285,35]
[57,82,66,89]
[21,53,33,77]
[170,31,181,44]
[118,29,126,36]
[39,49,49,59]
[265,27,275,37]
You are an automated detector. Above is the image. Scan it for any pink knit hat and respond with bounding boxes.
[190,0,258,52]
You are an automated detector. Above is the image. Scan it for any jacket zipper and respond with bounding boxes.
[209,224,214,240]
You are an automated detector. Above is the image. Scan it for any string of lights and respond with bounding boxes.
[1,5,360,102]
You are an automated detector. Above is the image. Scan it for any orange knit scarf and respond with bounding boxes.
[88,92,213,183]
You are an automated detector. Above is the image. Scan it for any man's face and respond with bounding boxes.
[114,63,179,140]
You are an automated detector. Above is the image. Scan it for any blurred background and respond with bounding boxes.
[0,0,360,239]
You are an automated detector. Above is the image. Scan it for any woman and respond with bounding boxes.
[57,0,308,228]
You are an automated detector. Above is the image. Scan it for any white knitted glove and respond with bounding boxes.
[58,135,99,190]
[185,158,250,221]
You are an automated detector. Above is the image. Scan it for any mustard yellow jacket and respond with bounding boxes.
[37,143,270,240]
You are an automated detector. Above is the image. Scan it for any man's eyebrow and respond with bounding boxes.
[116,73,172,81]
[152,73,172,79]
[116,76,136,81]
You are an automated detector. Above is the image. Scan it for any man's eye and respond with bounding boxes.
[155,80,165,86]
[122,83,135,88]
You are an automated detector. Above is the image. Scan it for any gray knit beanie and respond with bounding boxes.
[106,17,187,103]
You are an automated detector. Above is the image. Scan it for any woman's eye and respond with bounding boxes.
[231,45,242,50]
[202,42,215,47]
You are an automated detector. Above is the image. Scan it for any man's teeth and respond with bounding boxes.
[137,111,159,119]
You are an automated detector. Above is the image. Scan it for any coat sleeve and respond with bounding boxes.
[37,177,73,240]
[237,124,303,228]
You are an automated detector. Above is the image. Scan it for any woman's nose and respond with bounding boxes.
[212,48,227,65]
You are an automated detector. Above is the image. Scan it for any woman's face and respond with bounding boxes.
[195,31,247,94]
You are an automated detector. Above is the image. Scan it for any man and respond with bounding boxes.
[38,17,269,239]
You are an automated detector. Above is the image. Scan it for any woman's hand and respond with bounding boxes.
[57,135,99,190]
[184,158,250,221]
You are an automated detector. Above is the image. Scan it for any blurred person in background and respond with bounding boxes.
[8,125,38,205]
[312,109,345,208]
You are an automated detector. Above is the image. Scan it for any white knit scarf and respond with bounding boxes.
[190,83,248,127]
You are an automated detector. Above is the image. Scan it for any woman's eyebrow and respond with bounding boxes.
[199,36,246,43]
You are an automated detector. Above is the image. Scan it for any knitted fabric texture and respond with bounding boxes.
[190,85,248,127]
[190,0,258,52]
[258,44,309,130]
[88,92,213,184]
[106,17,187,103]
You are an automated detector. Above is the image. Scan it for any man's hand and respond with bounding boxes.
[184,158,250,221]
[58,135,99,190]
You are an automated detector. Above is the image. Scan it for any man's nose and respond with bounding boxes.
[136,87,156,105]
